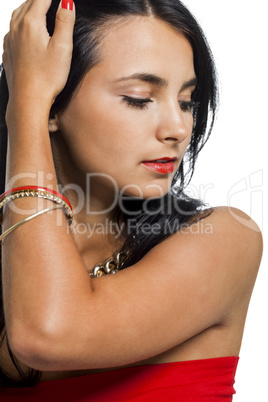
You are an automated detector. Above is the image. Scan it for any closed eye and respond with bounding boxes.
[122,96,153,110]
[179,100,200,114]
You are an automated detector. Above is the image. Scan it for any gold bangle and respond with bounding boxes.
[0,205,63,243]
[0,188,73,222]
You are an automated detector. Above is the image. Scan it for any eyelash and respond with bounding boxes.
[122,96,153,109]
[179,101,200,114]
[122,96,199,113]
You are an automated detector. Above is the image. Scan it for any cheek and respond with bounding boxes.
[58,103,139,174]
[184,115,194,146]
[186,112,194,132]
[67,95,140,144]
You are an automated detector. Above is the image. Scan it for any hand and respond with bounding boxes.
[2,0,75,108]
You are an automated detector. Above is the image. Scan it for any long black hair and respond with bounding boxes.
[0,0,218,388]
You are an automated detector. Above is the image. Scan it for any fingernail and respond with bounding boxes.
[61,0,73,11]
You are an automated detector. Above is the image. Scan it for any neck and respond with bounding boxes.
[50,135,126,267]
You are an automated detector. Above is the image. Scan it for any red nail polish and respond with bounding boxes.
[61,0,73,10]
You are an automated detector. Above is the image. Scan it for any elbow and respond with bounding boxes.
[7,321,64,371]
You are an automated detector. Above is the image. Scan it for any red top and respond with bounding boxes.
[0,356,239,401]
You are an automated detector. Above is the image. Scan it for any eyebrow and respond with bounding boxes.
[113,73,197,90]
[181,77,197,91]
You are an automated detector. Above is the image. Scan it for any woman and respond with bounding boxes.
[0,0,263,400]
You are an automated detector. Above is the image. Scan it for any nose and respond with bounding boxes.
[155,101,190,144]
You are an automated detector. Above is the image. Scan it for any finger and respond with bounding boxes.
[3,33,10,51]
[10,1,32,26]
[2,33,13,59]
[2,35,11,70]
[2,52,7,69]
[11,0,53,28]
[25,0,53,19]
[51,1,76,48]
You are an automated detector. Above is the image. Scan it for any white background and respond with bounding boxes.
[0,1,267,401]
[183,2,267,401]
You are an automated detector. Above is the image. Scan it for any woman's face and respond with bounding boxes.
[55,16,196,201]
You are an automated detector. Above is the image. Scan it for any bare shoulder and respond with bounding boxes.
[195,206,263,265]
[150,206,263,317]
[206,205,262,235]
[163,205,263,258]
[177,206,262,257]
[174,206,263,306]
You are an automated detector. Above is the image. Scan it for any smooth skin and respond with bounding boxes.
[1,0,262,381]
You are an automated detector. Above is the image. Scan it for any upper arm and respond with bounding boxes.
[13,207,263,370]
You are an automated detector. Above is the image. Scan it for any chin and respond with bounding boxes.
[122,185,170,200]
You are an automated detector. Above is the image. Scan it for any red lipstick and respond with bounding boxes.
[142,158,177,174]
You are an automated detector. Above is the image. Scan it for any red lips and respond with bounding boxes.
[142,158,177,174]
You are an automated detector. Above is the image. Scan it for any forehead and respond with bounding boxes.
[95,16,195,82]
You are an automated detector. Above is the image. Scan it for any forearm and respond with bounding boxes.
[5,100,56,189]
[2,104,92,352]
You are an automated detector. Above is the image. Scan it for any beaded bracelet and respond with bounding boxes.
[0,205,63,243]
[0,186,73,223]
